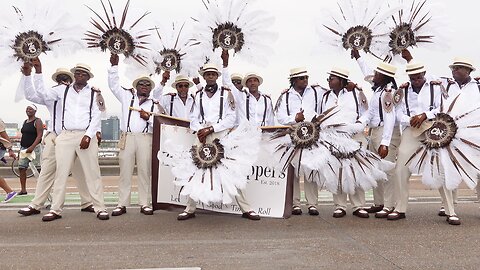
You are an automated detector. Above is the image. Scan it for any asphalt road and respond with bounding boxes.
[2,201,480,270]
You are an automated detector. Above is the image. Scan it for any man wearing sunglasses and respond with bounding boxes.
[275,67,321,216]
[107,53,159,217]
[152,74,195,120]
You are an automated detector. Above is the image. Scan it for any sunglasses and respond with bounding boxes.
[326,76,339,82]
[177,84,190,88]
[137,81,152,87]
[296,76,309,81]
[232,79,242,84]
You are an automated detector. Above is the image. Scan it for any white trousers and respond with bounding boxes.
[368,126,401,208]
[50,131,105,214]
[30,132,92,210]
[117,133,152,207]
[184,188,253,214]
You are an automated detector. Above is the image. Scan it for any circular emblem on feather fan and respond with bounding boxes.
[157,49,181,73]
[423,113,457,149]
[290,122,319,149]
[191,138,225,169]
[102,28,135,56]
[389,23,416,55]
[13,31,49,60]
[342,26,373,52]
[212,22,245,52]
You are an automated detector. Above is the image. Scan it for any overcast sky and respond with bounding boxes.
[1,0,478,125]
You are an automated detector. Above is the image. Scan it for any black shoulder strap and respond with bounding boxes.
[169,94,175,116]
[86,89,95,129]
[218,88,225,122]
[404,88,410,117]
[429,83,435,111]
[61,85,70,130]
[352,90,359,119]
[126,92,135,132]
[199,91,205,123]
[245,91,250,120]
[311,86,318,113]
[142,100,155,133]
[53,101,58,134]
[378,89,384,126]
[320,91,331,113]
[261,95,268,126]
[286,92,290,116]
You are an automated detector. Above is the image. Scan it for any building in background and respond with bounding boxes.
[101,116,120,141]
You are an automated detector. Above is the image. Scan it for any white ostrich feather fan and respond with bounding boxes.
[191,0,278,67]
[0,0,83,80]
[317,0,401,59]
[161,122,262,205]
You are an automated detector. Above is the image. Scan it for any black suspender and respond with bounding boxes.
[378,89,384,126]
[245,92,250,120]
[199,88,225,124]
[319,91,331,113]
[285,92,290,116]
[53,101,58,134]
[404,88,410,117]
[142,101,155,133]
[169,94,175,116]
[352,90,360,119]
[61,85,70,130]
[312,87,318,113]
[86,90,95,129]
[429,84,435,111]
[218,88,225,122]
[126,93,135,132]
[261,95,268,126]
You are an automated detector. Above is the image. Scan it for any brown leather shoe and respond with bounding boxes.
[42,212,62,222]
[375,207,394,218]
[365,204,384,213]
[447,215,461,225]
[353,209,369,218]
[18,206,41,216]
[387,211,406,220]
[332,208,346,218]
[97,211,110,220]
[308,206,319,216]
[177,211,196,220]
[292,206,302,215]
[81,205,95,213]
[140,206,154,215]
[242,211,261,220]
[111,206,127,216]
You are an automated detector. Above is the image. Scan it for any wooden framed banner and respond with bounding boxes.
[152,115,293,218]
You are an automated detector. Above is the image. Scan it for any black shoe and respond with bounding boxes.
[111,206,127,216]
[81,205,95,213]
[438,207,447,217]
[308,206,319,216]
[365,204,384,213]
[375,207,394,218]
[353,209,369,218]
[177,212,196,220]
[42,212,62,222]
[292,206,302,215]
[242,211,261,220]
[387,211,406,220]
[97,211,110,220]
[18,206,41,216]
[140,206,154,215]
[332,208,346,218]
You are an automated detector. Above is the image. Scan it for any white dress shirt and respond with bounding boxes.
[189,84,236,132]
[36,76,101,139]
[319,88,369,124]
[108,66,157,133]
[395,81,442,128]
[151,85,194,120]
[222,68,275,126]
[441,77,480,111]
[275,86,319,125]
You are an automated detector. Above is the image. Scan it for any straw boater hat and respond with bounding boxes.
[51,68,74,83]
[449,57,476,72]
[230,73,243,81]
[199,63,222,76]
[132,75,155,89]
[242,72,263,86]
[327,67,349,80]
[375,62,397,78]
[289,67,309,79]
[405,62,427,75]
[171,75,193,88]
[70,63,94,78]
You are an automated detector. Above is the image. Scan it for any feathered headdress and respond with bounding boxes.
[83,0,151,67]
[387,0,446,55]
[317,0,401,59]
[191,0,278,66]
[147,22,205,77]
[0,0,83,75]
[407,94,480,191]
